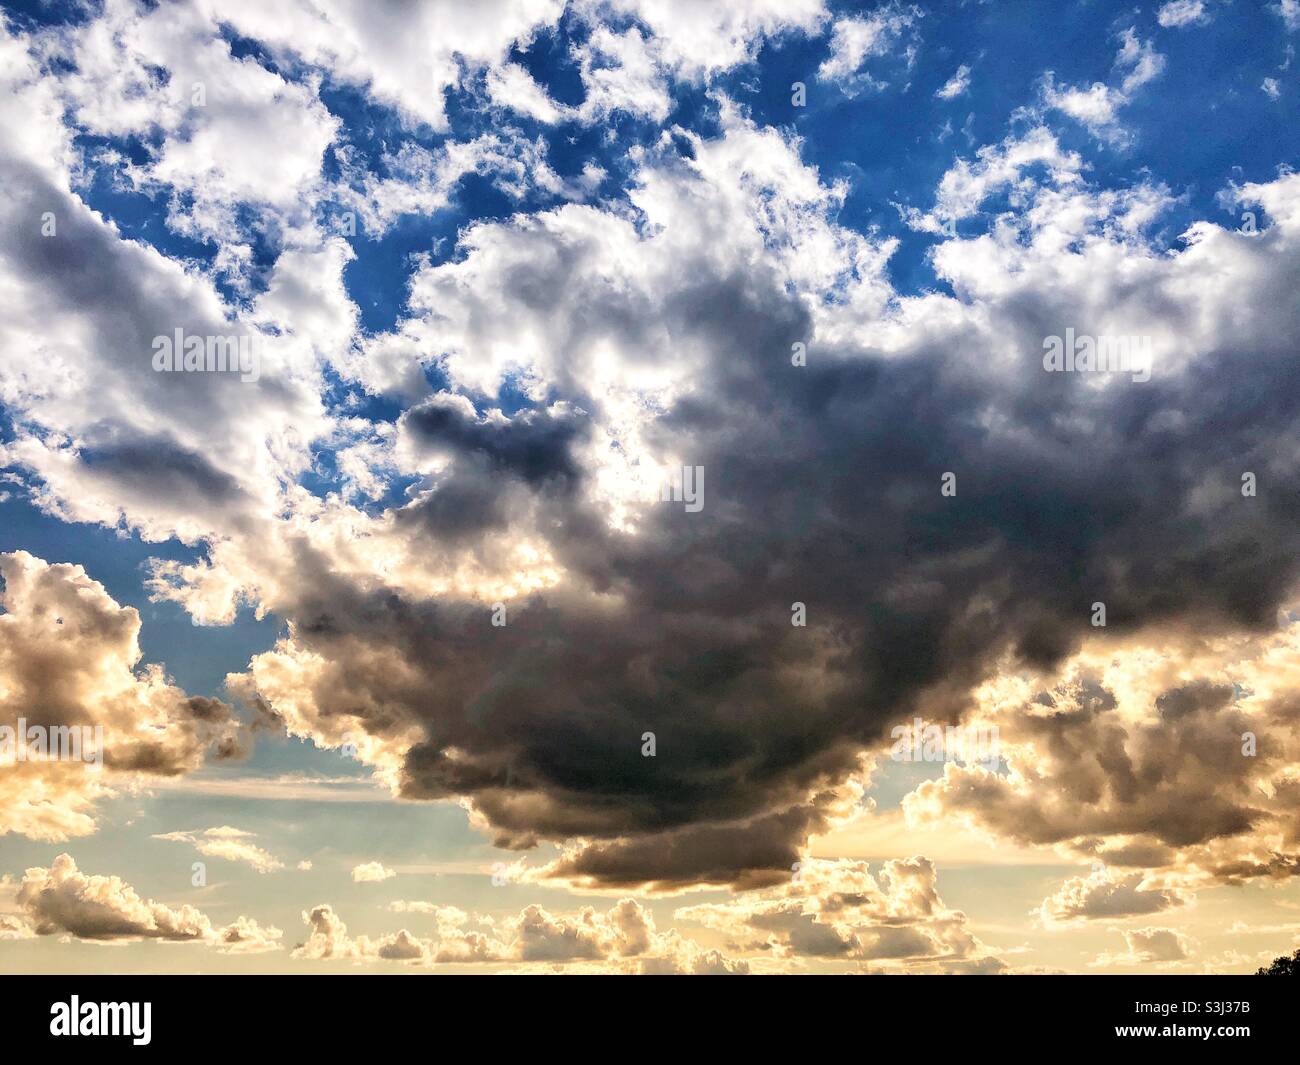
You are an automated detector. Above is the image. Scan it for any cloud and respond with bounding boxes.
[572,25,673,123]
[935,64,971,100]
[49,0,340,247]
[0,553,256,842]
[336,132,572,237]
[1039,869,1187,926]
[1094,927,1194,966]
[292,896,747,972]
[486,62,572,124]
[1157,0,1211,28]
[1114,28,1166,94]
[351,861,396,883]
[0,913,34,941]
[9,1,1300,918]
[817,4,921,93]
[901,125,1084,233]
[389,901,469,920]
[213,914,286,954]
[581,0,827,81]
[1040,77,1128,142]
[0,16,336,555]
[184,102,1300,897]
[904,620,1300,886]
[1039,28,1165,145]
[16,854,280,952]
[153,827,284,873]
[1276,0,1300,32]
[210,0,566,131]
[675,857,1003,972]
[142,773,391,804]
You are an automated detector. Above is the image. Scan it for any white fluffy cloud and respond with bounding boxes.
[817,4,920,92]
[351,861,396,883]
[30,0,340,259]
[215,0,566,131]
[1040,28,1165,145]
[582,0,826,81]
[0,15,334,547]
[1157,0,1211,28]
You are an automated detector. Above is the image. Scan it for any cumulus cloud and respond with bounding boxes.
[486,62,572,124]
[184,103,1300,897]
[901,125,1084,234]
[351,861,396,883]
[572,25,673,123]
[0,553,256,842]
[903,614,1300,886]
[16,854,280,952]
[211,0,566,131]
[534,1,833,126]
[0,16,335,551]
[1039,869,1187,926]
[47,0,340,248]
[8,0,1300,929]
[292,896,747,972]
[676,857,1003,972]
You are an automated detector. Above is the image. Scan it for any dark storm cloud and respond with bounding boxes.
[403,395,584,488]
[231,177,1300,889]
[4,79,1280,887]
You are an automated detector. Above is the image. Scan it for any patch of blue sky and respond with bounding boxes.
[342,175,516,335]
[511,9,589,107]
[72,130,283,306]
[0,0,91,30]
[706,1,1299,293]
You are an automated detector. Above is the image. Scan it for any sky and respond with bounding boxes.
[2,0,1300,975]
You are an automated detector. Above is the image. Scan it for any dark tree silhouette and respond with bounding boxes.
[1256,948,1300,975]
